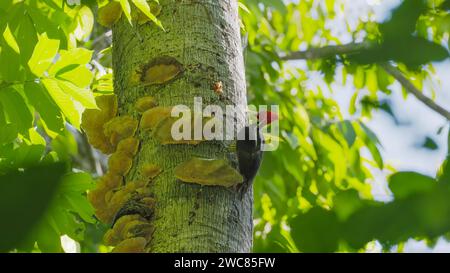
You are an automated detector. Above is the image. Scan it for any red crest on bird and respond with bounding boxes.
[257,111,278,126]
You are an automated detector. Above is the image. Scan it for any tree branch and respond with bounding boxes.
[282,43,450,120]
[381,63,450,120]
[280,42,372,61]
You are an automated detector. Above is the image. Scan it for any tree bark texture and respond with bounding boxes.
[112,0,252,252]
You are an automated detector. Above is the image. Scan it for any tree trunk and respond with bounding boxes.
[112,0,252,252]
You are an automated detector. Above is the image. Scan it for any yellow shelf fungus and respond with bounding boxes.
[81,95,118,154]
[104,116,139,147]
[174,157,244,188]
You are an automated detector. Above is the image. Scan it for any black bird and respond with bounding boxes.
[236,111,278,195]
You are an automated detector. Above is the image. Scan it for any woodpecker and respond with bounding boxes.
[236,111,278,195]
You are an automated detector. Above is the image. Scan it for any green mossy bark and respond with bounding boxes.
[112,0,252,252]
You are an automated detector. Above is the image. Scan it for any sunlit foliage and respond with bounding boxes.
[0,0,449,252]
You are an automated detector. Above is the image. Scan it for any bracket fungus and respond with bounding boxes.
[111,237,147,253]
[108,151,133,176]
[104,214,144,246]
[141,163,162,180]
[103,172,124,190]
[140,57,184,86]
[126,221,155,241]
[87,181,111,222]
[90,179,151,224]
[153,116,203,145]
[120,220,154,241]
[104,116,139,147]
[117,137,140,157]
[174,158,244,187]
[135,96,158,113]
[140,106,173,130]
[107,189,134,220]
[87,172,124,223]
[112,197,156,225]
[152,115,219,145]
[81,95,118,154]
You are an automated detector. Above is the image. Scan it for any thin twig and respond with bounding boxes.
[280,42,372,61]
[381,63,450,120]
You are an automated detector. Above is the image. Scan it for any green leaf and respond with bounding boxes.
[132,0,164,29]
[16,14,38,66]
[333,190,364,221]
[56,65,94,88]
[35,218,63,253]
[238,2,251,14]
[45,206,82,242]
[29,171,95,252]
[376,66,392,94]
[56,79,97,109]
[351,37,449,67]
[0,163,65,252]
[92,72,114,93]
[48,48,93,75]
[23,82,64,137]
[349,1,449,66]
[59,172,95,193]
[0,143,46,172]
[28,127,46,146]
[337,120,356,147]
[0,103,5,125]
[367,141,383,169]
[290,207,340,252]
[366,69,378,94]
[14,144,46,168]
[119,0,132,24]
[0,87,33,136]
[353,66,365,89]
[51,130,78,161]
[26,5,67,47]
[63,194,95,224]
[359,121,380,144]
[325,0,335,13]
[253,224,292,253]
[422,136,439,150]
[438,157,450,184]
[0,123,17,143]
[0,37,23,82]
[349,92,358,115]
[27,33,60,77]
[72,6,94,41]
[58,172,95,223]
[42,78,81,128]
[389,172,436,199]
[343,185,450,249]
[438,129,450,183]
[2,24,20,54]
[379,0,427,39]
[358,122,383,169]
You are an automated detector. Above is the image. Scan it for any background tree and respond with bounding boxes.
[0,0,449,253]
